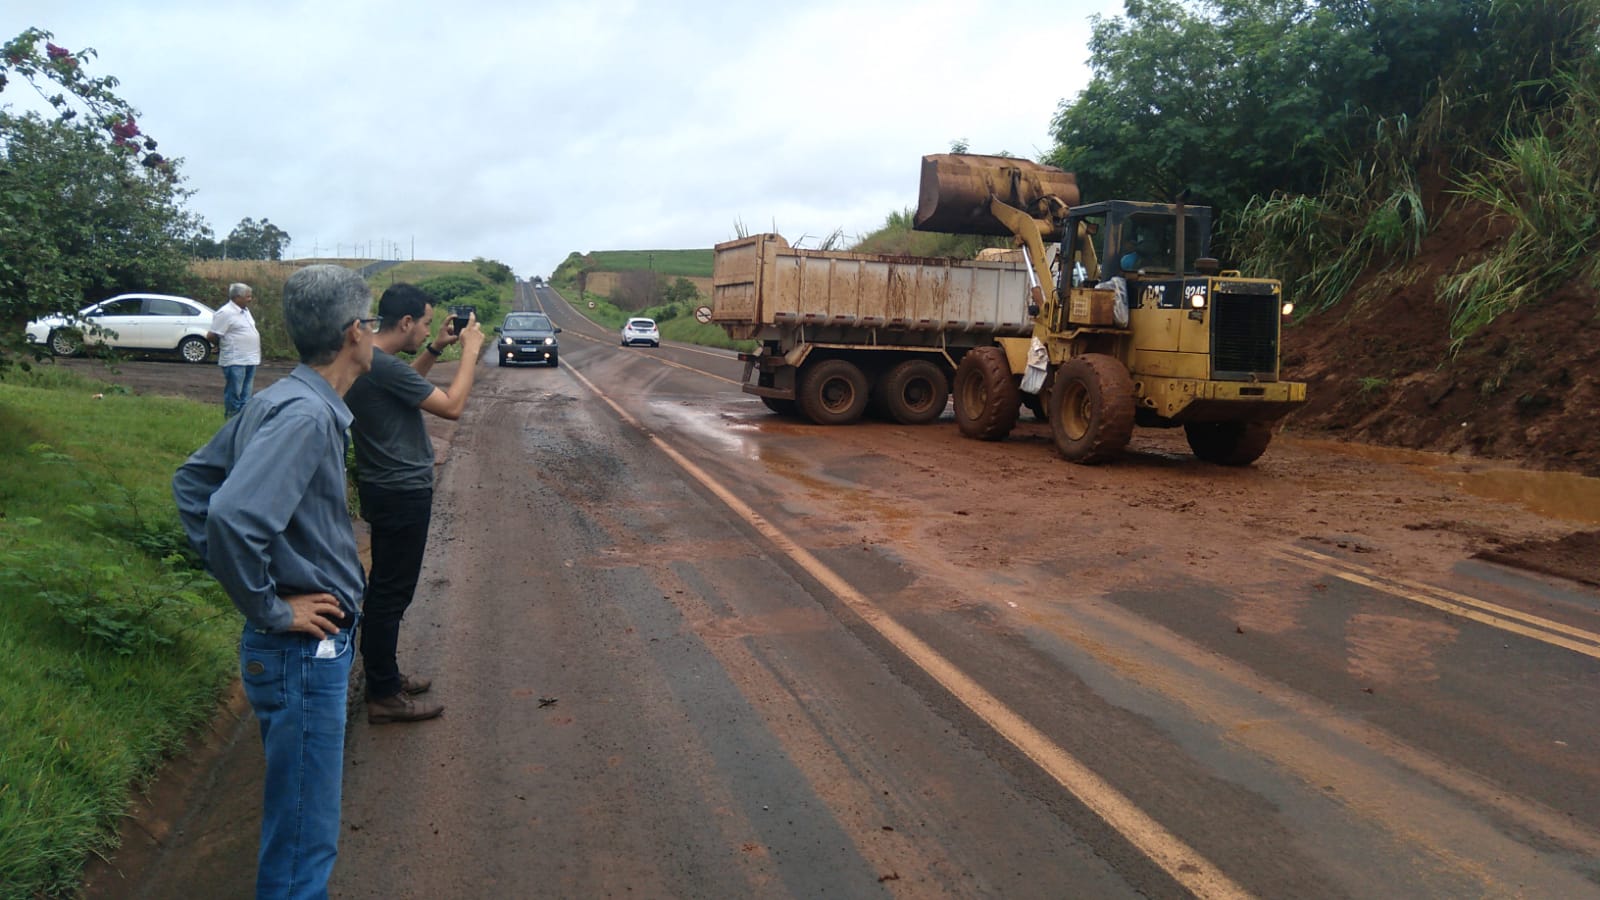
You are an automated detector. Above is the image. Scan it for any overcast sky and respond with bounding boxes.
[9,1,1122,278]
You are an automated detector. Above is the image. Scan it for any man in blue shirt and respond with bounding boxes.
[173,264,375,900]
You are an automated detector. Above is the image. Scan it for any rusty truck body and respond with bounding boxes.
[712,233,1036,425]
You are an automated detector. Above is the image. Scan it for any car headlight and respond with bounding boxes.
[1281,301,1295,317]
[501,337,513,345]
[543,337,555,345]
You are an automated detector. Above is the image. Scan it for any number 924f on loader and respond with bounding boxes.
[918,153,1306,465]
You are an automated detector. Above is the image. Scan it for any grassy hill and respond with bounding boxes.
[571,249,713,278]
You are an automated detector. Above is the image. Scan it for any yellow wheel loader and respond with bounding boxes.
[918,153,1306,465]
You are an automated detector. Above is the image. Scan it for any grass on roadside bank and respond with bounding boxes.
[0,367,240,897]
[545,283,756,352]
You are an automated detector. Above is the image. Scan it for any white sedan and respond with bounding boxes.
[24,293,215,363]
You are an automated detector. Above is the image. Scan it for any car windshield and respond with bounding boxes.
[628,320,655,329]
[504,315,551,330]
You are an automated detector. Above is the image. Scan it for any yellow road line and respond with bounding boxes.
[1273,546,1600,661]
[565,362,1254,900]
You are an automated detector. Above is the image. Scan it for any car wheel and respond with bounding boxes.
[177,335,210,364]
[652,341,659,348]
[498,354,509,366]
[48,329,83,358]
[548,353,559,367]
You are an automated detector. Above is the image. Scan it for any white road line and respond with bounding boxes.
[564,362,1255,900]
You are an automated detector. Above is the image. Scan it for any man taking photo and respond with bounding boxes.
[346,283,485,724]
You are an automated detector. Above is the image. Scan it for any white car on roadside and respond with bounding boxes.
[621,317,660,348]
[24,293,215,363]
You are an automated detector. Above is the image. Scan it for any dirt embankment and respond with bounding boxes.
[1281,196,1600,478]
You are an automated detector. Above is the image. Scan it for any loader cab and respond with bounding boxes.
[1064,200,1213,285]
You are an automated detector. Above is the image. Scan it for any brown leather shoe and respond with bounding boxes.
[400,673,432,695]
[367,691,444,724]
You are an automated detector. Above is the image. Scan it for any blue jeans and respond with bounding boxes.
[240,625,354,900]
[224,364,258,419]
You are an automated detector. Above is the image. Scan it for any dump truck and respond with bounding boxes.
[712,153,1306,464]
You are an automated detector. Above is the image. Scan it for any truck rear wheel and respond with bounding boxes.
[880,359,948,425]
[1050,354,1134,464]
[761,396,800,417]
[797,358,869,425]
[1185,421,1273,466]
[953,347,1020,440]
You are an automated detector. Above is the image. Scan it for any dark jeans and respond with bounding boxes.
[358,484,433,700]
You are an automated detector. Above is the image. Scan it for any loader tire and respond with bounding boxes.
[797,358,869,425]
[1185,421,1273,466]
[881,358,949,425]
[1050,354,1135,464]
[953,347,1020,441]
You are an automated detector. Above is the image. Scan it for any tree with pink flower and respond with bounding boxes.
[2,27,200,367]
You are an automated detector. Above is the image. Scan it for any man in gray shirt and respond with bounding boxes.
[172,264,375,898]
[345,282,484,723]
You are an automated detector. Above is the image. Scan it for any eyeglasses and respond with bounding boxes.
[348,316,381,332]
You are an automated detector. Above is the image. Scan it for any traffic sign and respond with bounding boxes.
[694,305,712,324]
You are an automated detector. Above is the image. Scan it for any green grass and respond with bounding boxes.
[0,368,240,897]
[578,249,713,278]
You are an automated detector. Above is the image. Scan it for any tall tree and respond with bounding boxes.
[1,28,195,362]
[1042,0,1595,230]
[225,216,291,260]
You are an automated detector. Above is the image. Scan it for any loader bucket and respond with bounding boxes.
[913,154,1081,237]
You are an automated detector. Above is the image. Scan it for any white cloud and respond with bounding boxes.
[7,0,1121,276]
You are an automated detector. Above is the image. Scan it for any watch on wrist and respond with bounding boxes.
[424,344,443,356]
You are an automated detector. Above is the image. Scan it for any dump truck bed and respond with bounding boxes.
[711,234,1034,340]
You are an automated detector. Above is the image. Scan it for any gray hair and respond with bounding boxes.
[228,282,253,301]
[282,265,371,364]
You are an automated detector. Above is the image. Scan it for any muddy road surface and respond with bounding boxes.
[83,282,1600,897]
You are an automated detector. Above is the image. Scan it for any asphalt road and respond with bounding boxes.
[83,281,1600,898]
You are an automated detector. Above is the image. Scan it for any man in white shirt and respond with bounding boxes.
[209,282,263,418]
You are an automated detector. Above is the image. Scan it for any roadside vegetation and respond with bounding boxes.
[185,258,515,363]
[0,368,239,896]
[545,283,754,352]
[547,249,753,349]
[1044,0,1600,347]
[850,207,1009,258]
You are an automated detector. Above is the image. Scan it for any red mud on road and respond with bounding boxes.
[59,336,1600,894]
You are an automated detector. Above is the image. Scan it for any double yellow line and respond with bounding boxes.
[1273,545,1600,661]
